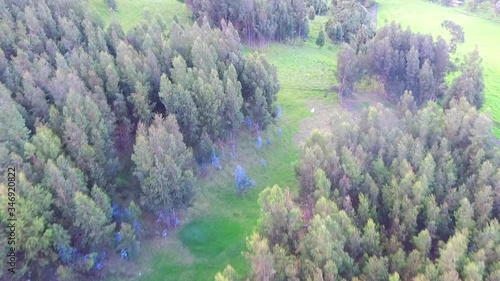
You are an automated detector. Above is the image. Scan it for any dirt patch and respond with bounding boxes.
[293,98,337,146]
[341,91,391,117]
[294,91,392,147]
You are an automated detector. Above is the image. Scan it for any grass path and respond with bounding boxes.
[377,0,500,137]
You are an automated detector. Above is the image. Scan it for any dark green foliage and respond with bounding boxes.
[242,53,280,130]
[106,0,118,11]
[443,48,485,109]
[0,84,30,166]
[0,0,281,277]
[73,192,115,249]
[159,21,276,142]
[306,0,329,15]
[316,29,325,47]
[325,19,345,43]
[441,20,464,53]
[326,0,375,44]
[236,96,500,280]
[337,22,456,103]
[186,0,309,44]
[336,44,363,96]
[116,223,140,259]
[132,114,195,212]
[62,89,118,186]
[308,6,316,20]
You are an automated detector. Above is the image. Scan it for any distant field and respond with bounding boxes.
[89,0,192,31]
[378,0,500,137]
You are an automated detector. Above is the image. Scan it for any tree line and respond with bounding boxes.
[185,0,310,45]
[324,0,375,47]
[0,0,280,279]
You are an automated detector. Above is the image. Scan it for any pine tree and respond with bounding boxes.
[132,114,194,212]
[336,44,361,97]
[73,192,115,249]
[316,29,325,48]
[159,73,200,146]
[361,219,382,256]
[222,64,244,136]
[405,46,420,98]
[444,48,485,109]
[0,84,30,163]
[245,233,275,281]
[258,185,303,250]
[62,89,117,186]
[215,265,238,281]
[418,60,435,104]
[43,156,87,219]
[251,88,272,130]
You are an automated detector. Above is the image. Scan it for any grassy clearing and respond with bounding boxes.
[89,0,192,31]
[127,16,338,281]
[377,0,500,137]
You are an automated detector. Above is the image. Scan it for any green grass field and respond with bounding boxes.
[377,0,500,137]
[89,0,192,31]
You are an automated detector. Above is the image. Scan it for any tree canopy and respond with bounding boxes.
[222,94,500,280]
[0,0,280,278]
[186,0,310,44]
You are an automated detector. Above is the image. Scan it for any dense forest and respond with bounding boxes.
[0,0,279,279]
[0,0,499,280]
[224,95,500,280]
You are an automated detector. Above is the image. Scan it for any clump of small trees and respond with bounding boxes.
[336,22,484,109]
[325,0,375,46]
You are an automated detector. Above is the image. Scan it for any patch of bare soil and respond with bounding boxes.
[340,91,392,117]
[294,91,393,147]
[293,98,336,146]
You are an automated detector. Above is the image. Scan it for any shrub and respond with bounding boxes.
[256,136,262,149]
[235,165,255,194]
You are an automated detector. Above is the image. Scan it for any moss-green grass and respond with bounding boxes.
[89,0,192,31]
[377,0,500,137]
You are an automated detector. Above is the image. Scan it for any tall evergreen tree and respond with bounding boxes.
[73,192,115,249]
[444,48,485,109]
[132,114,194,212]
